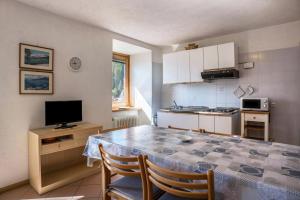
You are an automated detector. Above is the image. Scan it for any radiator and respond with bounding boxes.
[113,115,138,128]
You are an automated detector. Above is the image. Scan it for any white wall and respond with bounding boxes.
[161,20,300,109]
[152,62,163,115]
[161,20,300,110]
[164,20,300,53]
[0,0,161,188]
[0,0,112,188]
[130,52,153,124]
[113,33,162,63]
[161,20,300,107]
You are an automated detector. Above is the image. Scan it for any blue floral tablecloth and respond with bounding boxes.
[83,125,300,200]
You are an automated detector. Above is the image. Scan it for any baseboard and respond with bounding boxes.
[0,179,29,194]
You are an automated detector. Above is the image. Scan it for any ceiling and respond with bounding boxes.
[18,0,300,47]
[113,39,151,55]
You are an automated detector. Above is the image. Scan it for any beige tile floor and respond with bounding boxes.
[0,172,110,200]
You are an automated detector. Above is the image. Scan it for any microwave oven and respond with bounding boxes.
[240,98,269,111]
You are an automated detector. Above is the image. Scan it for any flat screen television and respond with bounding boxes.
[45,100,82,129]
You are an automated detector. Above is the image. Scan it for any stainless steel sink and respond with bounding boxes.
[160,106,239,115]
[163,106,209,113]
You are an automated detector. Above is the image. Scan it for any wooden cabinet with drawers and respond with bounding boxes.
[29,123,102,194]
[241,111,270,141]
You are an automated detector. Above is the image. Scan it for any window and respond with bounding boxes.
[112,53,130,108]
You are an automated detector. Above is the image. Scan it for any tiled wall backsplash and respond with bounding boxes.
[161,46,300,145]
[161,79,240,108]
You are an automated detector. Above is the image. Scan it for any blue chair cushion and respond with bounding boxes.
[110,176,163,200]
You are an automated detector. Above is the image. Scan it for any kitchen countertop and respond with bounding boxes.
[240,110,270,114]
[159,108,240,116]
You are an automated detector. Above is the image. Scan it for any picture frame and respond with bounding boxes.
[19,43,54,71]
[19,70,54,94]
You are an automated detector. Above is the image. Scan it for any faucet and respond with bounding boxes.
[173,100,178,109]
[170,100,183,111]
[172,100,183,110]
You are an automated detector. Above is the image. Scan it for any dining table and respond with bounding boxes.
[83,125,300,200]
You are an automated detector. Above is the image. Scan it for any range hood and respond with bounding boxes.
[201,69,239,80]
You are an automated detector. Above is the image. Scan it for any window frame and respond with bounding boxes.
[112,52,130,108]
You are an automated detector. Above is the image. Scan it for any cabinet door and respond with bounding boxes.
[163,53,177,84]
[203,45,219,70]
[157,112,175,128]
[177,51,190,83]
[157,112,198,129]
[172,113,199,130]
[199,115,215,132]
[218,42,236,68]
[189,48,204,82]
[215,116,232,135]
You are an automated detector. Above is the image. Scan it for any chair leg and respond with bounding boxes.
[101,162,111,200]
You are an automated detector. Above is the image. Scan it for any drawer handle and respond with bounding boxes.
[253,116,256,119]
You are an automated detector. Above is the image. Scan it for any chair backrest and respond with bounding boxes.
[143,155,214,200]
[99,144,147,199]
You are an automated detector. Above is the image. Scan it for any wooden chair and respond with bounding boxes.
[143,155,214,200]
[99,144,162,200]
[168,126,205,133]
[100,127,129,177]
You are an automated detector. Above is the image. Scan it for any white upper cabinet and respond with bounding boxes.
[163,53,177,84]
[203,45,219,70]
[163,42,237,84]
[189,48,204,82]
[177,51,190,83]
[218,42,236,68]
[163,49,204,84]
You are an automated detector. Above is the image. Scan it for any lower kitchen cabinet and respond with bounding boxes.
[215,114,240,135]
[157,112,198,129]
[157,111,240,135]
[198,115,215,132]
[215,116,232,134]
[157,112,173,128]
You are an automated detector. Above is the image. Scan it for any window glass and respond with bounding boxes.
[112,60,126,103]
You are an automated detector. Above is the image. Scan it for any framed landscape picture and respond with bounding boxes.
[19,70,53,94]
[19,43,54,71]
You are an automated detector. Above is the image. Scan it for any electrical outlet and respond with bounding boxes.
[241,62,254,69]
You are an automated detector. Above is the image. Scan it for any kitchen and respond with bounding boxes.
[158,36,300,145]
[158,42,242,136]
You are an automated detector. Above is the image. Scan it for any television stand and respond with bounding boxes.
[28,122,102,194]
[55,123,77,129]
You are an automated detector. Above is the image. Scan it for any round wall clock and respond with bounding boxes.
[69,57,82,72]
